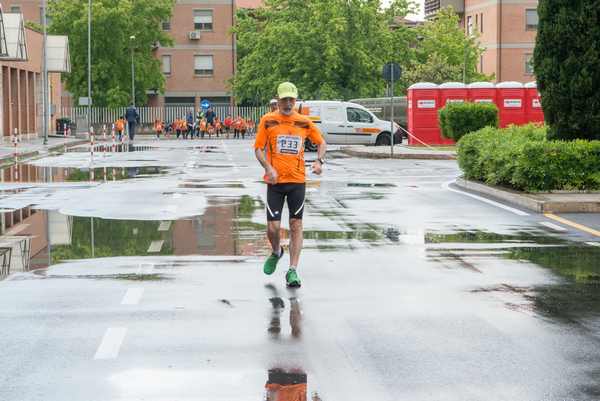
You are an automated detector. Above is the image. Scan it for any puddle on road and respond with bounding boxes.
[427,229,600,335]
[0,163,169,183]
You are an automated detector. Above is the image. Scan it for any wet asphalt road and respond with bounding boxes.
[0,138,599,401]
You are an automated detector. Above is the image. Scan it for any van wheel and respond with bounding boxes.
[305,139,317,152]
[376,132,391,146]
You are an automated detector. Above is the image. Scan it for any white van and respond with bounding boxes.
[296,100,401,150]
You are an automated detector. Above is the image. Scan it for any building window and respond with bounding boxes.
[194,55,213,76]
[162,55,171,75]
[193,10,213,31]
[466,15,473,36]
[480,13,483,33]
[525,54,534,75]
[526,9,538,30]
[10,5,22,13]
[162,20,171,31]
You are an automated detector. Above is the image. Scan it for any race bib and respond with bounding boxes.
[277,135,301,155]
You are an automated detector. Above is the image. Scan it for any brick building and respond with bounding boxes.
[0,1,70,139]
[151,0,262,107]
[424,0,539,83]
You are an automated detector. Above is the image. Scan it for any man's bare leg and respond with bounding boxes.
[289,218,303,268]
[267,220,282,254]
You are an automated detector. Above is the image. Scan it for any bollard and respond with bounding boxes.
[103,166,107,182]
[112,167,116,182]
[103,124,107,141]
[90,126,95,163]
[13,128,19,181]
[64,123,68,137]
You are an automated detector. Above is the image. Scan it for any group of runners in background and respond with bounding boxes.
[112,108,257,141]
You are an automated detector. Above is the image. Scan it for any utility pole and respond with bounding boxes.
[42,0,48,145]
[130,35,136,105]
[87,0,92,135]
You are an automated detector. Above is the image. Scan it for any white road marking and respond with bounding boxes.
[442,181,530,216]
[539,221,567,232]
[586,242,600,247]
[94,327,127,360]
[121,288,144,305]
[158,221,171,231]
[147,240,164,253]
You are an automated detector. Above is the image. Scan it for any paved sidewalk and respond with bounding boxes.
[340,144,456,160]
[0,136,86,163]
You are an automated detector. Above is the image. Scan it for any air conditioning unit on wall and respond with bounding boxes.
[188,31,201,40]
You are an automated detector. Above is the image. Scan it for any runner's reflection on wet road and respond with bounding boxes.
[264,284,322,400]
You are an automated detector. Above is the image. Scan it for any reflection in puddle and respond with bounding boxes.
[266,369,322,401]
[0,163,168,183]
[425,230,566,245]
[428,230,600,330]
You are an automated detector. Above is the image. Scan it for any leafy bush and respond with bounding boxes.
[457,124,600,191]
[439,102,498,141]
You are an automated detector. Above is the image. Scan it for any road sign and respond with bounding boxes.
[79,97,92,106]
[382,62,402,83]
[201,99,211,110]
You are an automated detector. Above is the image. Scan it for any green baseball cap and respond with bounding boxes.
[277,82,298,99]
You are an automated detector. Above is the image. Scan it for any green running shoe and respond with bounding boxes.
[263,247,284,275]
[286,269,301,288]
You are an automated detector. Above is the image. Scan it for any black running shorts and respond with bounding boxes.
[266,183,306,221]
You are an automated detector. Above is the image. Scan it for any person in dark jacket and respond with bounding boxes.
[125,103,140,141]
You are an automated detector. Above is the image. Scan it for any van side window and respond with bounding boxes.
[347,107,373,123]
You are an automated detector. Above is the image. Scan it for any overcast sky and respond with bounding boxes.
[382,0,425,20]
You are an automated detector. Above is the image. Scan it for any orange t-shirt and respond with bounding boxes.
[115,119,125,131]
[254,111,324,184]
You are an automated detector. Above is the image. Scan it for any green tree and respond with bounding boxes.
[534,1,600,140]
[232,0,417,104]
[407,7,491,84]
[49,0,174,107]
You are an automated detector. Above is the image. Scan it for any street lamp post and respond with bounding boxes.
[87,0,91,135]
[130,35,135,105]
[41,0,48,145]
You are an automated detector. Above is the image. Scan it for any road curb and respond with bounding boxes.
[455,178,600,213]
[339,147,456,160]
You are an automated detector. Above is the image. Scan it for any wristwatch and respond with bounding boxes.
[317,158,325,165]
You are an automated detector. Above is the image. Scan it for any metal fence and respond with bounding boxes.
[349,97,408,128]
[60,105,271,132]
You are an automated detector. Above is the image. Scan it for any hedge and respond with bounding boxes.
[457,124,600,191]
[439,102,499,141]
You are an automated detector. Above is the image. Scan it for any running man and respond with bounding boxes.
[254,82,327,288]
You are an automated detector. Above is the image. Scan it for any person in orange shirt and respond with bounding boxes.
[254,82,326,288]
[114,117,126,142]
[154,119,164,139]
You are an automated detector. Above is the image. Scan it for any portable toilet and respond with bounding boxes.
[496,81,526,127]
[407,82,441,145]
[468,82,496,104]
[525,81,544,124]
[439,82,468,107]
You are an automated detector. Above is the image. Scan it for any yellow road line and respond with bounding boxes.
[544,213,600,237]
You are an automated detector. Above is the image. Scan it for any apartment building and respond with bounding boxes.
[424,0,539,83]
[151,0,238,107]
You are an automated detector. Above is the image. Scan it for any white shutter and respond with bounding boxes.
[193,10,212,24]
[194,55,213,71]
